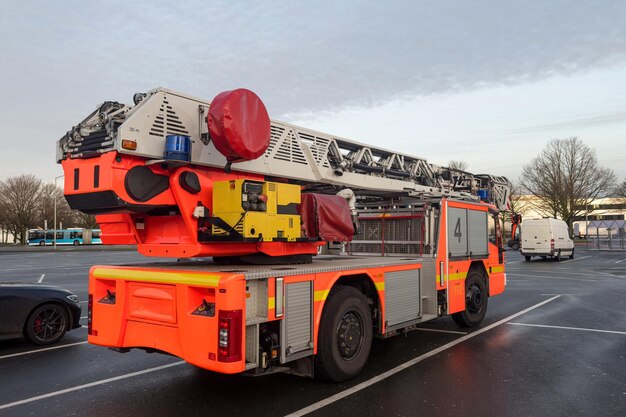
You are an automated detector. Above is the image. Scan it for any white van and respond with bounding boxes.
[520,218,574,261]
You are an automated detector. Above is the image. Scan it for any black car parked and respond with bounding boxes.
[0,283,82,345]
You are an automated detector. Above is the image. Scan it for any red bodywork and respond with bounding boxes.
[62,153,321,258]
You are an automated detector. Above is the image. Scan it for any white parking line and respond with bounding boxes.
[79,301,88,304]
[615,258,626,264]
[561,255,590,264]
[540,293,579,296]
[509,273,596,282]
[509,322,626,335]
[506,260,523,264]
[413,328,467,335]
[285,295,561,417]
[0,341,88,360]
[0,361,185,410]
[37,274,45,283]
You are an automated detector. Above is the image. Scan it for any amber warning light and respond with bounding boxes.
[122,140,138,150]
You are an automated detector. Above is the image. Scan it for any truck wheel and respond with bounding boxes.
[452,272,488,328]
[511,242,519,251]
[315,286,373,382]
[524,255,531,261]
[569,250,574,260]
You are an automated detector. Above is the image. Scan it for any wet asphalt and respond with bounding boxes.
[0,248,624,417]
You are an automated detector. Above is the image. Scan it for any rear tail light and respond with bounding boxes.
[551,239,555,251]
[217,310,242,362]
[87,294,94,335]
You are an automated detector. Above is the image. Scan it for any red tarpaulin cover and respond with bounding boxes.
[207,89,271,162]
[299,194,354,242]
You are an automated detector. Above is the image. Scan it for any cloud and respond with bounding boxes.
[503,111,626,134]
[0,1,625,181]
[2,1,626,116]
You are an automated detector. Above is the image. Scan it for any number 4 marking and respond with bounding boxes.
[454,218,462,243]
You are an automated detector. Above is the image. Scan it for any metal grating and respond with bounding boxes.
[274,130,307,164]
[149,97,190,138]
[284,281,312,356]
[267,125,284,154]
[350,215,425,256]
[385,269,421,327]
[297,132,332,168]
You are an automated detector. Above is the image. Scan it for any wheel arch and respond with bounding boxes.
[22,300,72,336]
[468,261,489,295]
[319,273,382,337]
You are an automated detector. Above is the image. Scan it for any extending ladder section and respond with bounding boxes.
[58,88,510,209]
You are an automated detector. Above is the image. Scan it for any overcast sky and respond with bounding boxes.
[1,0,625,184]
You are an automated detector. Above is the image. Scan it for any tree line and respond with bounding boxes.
[1,138,623,244]
[520,137,623,235]
[0,174,97,244]
[454,137,623,236]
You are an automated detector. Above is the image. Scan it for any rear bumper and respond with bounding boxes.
[521,250,554,257]
[88,265,246,374]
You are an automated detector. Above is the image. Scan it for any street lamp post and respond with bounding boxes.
[53,175,64,249]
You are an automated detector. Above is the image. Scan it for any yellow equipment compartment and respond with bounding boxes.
[212,179,301,241]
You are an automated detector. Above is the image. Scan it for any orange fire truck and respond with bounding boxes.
[58,88,510,381]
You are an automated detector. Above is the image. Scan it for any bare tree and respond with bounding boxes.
[73,212,98,229]
[448,160,468,171]
[0,175,44,244]
[616,179,626,199]
[37,183,76,230]
[521,137,616,234]
[0,205,11,243]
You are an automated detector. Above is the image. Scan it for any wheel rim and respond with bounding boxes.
[337,311,364,360]
[466,284,484,315]
[32,307,66,342]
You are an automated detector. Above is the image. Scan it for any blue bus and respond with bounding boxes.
[27,228,102,246]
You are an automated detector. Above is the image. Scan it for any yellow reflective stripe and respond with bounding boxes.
[436,272,468,282]
[315,282,384,302]
[92,267,221,287]
[314,289,330,302]
[448,271,468,281]
[491,265,504,273]
[268,297,275,309]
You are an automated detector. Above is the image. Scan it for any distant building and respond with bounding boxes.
[509,196,626,237]
[0,227,17,244]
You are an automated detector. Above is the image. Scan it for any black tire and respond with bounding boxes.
[24,304,69,345]
[569,249,574,260]
[511,242,519,251]
[452,271,488,328]
[524,255,531,261]
[39,240,45,246]
[73,240,80,246]
[314,286,373,382]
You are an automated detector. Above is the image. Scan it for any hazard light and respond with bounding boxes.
[121,140,137,150]
[217,310,242,362]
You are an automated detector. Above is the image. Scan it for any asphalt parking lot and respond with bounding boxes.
[1,248,625,417]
